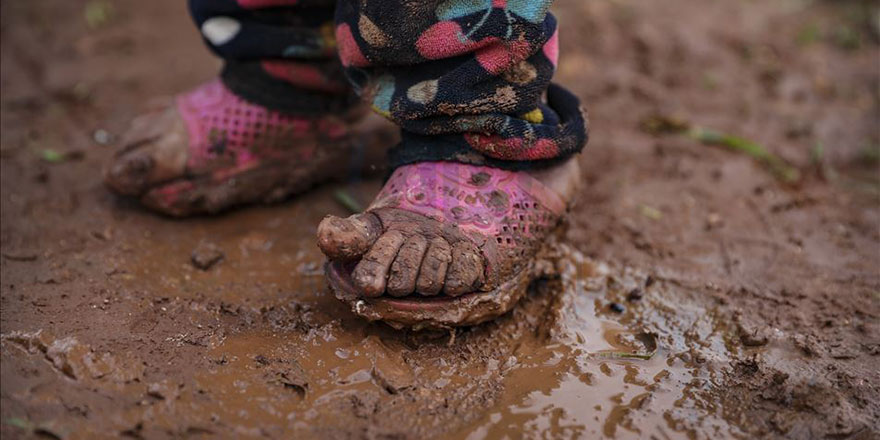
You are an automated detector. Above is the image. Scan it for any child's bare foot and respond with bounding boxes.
[104,79,393,216]
[317,158,581,329]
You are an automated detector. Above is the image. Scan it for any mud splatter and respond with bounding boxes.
[2,0,878,439]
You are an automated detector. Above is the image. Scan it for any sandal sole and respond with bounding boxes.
[326,221,566,330]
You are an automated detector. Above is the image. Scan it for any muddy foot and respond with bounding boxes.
[318,158,581,329]
[104,79,394,216]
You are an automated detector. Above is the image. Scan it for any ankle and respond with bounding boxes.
[527,155,582,203]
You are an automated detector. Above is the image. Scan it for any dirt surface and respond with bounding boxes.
[2,0,879,439]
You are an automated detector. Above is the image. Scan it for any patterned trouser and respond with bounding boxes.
[189,0,588,170]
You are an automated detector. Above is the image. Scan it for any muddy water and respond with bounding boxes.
[121,201,742,438]
[452,255,743,439]
[168,247,744,439]
[3,196,747,439]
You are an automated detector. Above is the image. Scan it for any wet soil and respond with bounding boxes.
[2,0,879,439]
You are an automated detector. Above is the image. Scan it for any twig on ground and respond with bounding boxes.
[641,114,801,184]
[686,127,801,184]
[334,189,364,214]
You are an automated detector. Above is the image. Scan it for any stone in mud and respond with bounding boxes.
[261,358,309,397]
[828,345,859,360]
[239,231,273,253]
[147,380,181,400]
[350,391,381,418]
[45,337,87,380]
[278,371,308,396]
[626,288,644,301]
[361,336,414,394]
[738,324,770,347]
[191,242,224,270]
[4,330,144,383]
[371,363,413,394]
[2,329,52,353]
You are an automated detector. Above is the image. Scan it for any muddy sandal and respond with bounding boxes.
[104,79,394,216]
[319,160,570,330]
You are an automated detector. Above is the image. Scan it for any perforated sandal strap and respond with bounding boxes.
[369,161,565,288]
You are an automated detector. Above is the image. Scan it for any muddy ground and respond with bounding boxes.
[1,0,878,439]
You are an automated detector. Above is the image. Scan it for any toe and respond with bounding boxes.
[105,151,156,196]
[352,230,405,297]
[317,213,383,261]
[104,107,189,196]
[386,235,428,297]
[415,238,452,296]
[444,241,485,297]
[138,163,304,216]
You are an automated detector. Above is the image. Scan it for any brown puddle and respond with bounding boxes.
[450,254,744,439]
[2,201,750,438]
[171,246,747,439]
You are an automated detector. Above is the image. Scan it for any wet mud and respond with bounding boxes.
[2,0,879,439]
[1,218,744,439]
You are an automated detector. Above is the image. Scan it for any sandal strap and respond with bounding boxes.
[370,161,564,287]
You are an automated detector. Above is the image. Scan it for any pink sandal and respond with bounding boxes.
[325,161,568,329]
[105,79,391,216]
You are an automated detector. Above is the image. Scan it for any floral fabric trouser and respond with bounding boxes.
[189,0,588,170]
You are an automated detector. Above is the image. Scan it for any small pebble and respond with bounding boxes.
[93,129,113,145]
[609,302,625,313]
[191,242,224,270]
[739,329,769,347]
[706,212,723,229]
[147,383,166,400]
[626,288,644,302]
